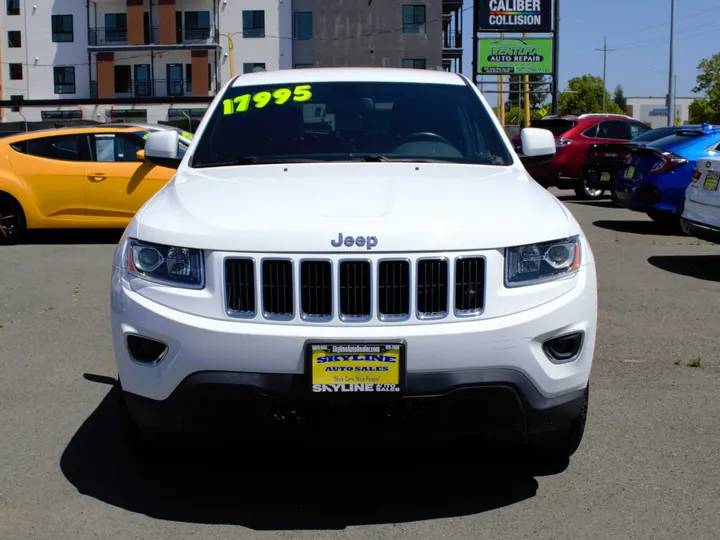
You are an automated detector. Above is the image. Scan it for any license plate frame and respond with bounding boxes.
[703,171,719,191]
[600,171,612,182]
[306,342,406,394]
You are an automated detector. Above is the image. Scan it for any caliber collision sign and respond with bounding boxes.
[478,0,553,32]
[478,38,553,74]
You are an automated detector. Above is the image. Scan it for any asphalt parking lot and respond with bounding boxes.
[1,190,719,540]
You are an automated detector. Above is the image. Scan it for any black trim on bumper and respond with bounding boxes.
[680,218,720,243]
[122,369,588,444]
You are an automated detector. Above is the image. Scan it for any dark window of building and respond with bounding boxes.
[41,110,82,120]
[7,0,19,16]
[54,66,75,94]
[184,11,210,41]
[8,31,21,47]
[52,15,74,42]
[9,63,22,80]
[168,108,207,120]
[402,58,426,69]
[402,5,426,33]
[242,10,265,38]
[109,109,148,123]
[294,63,313,69]
[114,65,131,93]
[105,13,127,43]
[10,95,23,103]
[11,135,84,162]
[293,12,312,40]
[243,62,266,74]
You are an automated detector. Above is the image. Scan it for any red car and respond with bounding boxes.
[512,114,653,199]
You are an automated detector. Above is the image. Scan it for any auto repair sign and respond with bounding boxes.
[478,0,553,32]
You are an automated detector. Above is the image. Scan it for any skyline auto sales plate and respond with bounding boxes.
[308,343,403,393]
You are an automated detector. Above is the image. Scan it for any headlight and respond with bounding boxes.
[505,236,581,287]
[126,238,204,288]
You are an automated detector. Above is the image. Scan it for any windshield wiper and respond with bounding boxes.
[192,156,323,168]
[352,155,457,163]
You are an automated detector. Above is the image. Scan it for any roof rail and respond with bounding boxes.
[577,113,633,119]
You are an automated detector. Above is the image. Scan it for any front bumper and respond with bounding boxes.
[680,217,720,243]
[112,260,597,441]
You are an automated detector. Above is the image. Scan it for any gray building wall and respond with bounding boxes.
[297,0,442,69]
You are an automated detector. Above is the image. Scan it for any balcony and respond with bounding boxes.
[88,25,220,50]
[91,78,219,99]
[442,31,463,55]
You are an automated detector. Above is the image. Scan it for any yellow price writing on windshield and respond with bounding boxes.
[222,85,313,115]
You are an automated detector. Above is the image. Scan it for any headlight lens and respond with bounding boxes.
[126,238,204,288]
[505,236,581,287]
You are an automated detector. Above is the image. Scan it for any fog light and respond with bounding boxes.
[543,332,584,363]
[126,335,168,365]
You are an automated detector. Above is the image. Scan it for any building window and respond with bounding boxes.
[7,0,19,16]
[109,109,148,123]
[243,62,266,74]
[41,110,82,120]
[54,66,76,94]
[402,5,426,33]
[168,108,207,120]
[9,63,22,80]
[293,12,312,40]
[114,65,131,93]
[242,10,265,38]
[402,58,426,69]
[8,31,21,48]
[52,15,74,42]
[105,13,127,43]
[184,11,210,41]
[294,63,313,69]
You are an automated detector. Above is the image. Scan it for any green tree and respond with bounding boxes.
[558,74,624,116]
[506,75,549,111]
[690,52,720,124]
[613,84,627,113]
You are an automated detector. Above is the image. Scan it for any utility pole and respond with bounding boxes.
[595,36,615,113]
[667,0,676,126]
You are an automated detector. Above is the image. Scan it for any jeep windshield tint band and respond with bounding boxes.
[190,81,513,168]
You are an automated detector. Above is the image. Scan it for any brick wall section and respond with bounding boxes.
[191,51,209,96]
[158,0,177,45]
[127,0,145,45]
[96,53,115,98]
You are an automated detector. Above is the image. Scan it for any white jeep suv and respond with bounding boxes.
[111,67,597,463]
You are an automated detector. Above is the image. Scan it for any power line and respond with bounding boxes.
[594,36,615,113]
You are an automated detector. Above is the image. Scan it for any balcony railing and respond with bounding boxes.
[88,25,219,47]
[442,31,462,50]
[91,78,219,99]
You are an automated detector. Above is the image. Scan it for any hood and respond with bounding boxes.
[135,163,571,253]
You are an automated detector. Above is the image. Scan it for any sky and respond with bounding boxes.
[461,0,720,105]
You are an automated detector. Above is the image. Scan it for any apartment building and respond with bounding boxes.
[1,0,461,124]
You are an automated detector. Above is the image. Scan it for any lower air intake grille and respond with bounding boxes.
[378,260,410,318]
[455,257,485,314]
[225,258,256,315]
[339,260,371,318]
[262,259,293,317]
[300,260,332,318]
[417,259,448,316]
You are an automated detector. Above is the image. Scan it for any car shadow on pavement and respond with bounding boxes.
[566,201,620,210]
[23,229,124,245]
[60,383,546,530]
[648,255,720,282]
[593,220,683,237]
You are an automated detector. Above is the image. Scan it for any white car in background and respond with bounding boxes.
[681,157,720,243]
[111,67,597,467]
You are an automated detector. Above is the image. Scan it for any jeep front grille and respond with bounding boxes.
[224,254,486,323]
[339,260,371,319]
[261,259,293,318]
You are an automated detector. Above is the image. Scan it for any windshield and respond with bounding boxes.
[190,81,513,168]
[630,127,677,143]
[646,131,708,151]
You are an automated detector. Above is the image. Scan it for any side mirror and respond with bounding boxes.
[519,127,556,167]
[136,149,145,162]
[144,130,182,169]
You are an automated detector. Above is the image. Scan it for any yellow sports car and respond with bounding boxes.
[0,125,189,244]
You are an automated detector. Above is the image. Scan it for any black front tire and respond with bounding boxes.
[0,193,26,245]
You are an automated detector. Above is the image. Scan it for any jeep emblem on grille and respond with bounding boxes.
[331,233,378,250]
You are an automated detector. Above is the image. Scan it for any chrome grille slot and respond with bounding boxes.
[300,260,332,319]
[455,257,485,315]
[339,260,371,319]
[225,258,256,316]
[261,259,293,318]
[378,260,410,319]
[416,258,448,317]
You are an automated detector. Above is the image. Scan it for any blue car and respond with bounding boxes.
[614,124,720,224]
